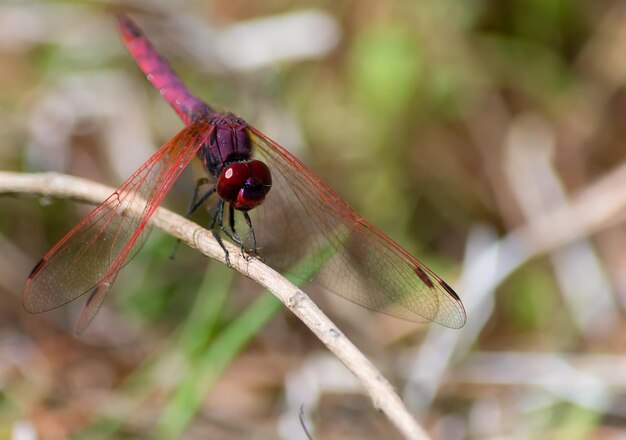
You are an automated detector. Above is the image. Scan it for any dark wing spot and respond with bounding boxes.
[439,279,461,301]
[414,266,434,288]
[28,257,46,278]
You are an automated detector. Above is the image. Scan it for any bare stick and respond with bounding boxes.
[0,171,430,440]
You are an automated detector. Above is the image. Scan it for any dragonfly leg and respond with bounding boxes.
[210,199,231,267]
[186,180,215,217]
[227,204,241,243]
[215,202,242,246]
[170,179,215,260]
[227,204,250,261]
[243,211,262,261]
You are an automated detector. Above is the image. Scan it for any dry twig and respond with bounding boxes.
[0,170,431,440]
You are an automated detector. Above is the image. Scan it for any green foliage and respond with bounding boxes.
[505,265,558,331]
[349,26,422,121]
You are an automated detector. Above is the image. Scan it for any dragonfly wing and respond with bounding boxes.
[23,124,213,318]
[246,127,466,328]
[74,272,118,334]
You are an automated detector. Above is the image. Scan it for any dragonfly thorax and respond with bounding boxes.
[200,113,253,176]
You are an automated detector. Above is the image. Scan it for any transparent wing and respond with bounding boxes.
[23,123,213,331]
[245,126,466,328]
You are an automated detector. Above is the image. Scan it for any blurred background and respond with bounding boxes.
[1,0,626,438]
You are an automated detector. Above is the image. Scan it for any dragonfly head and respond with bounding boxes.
[217,160,272,211]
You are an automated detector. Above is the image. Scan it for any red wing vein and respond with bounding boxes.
[248,127,466,328]
[23,124,212,314]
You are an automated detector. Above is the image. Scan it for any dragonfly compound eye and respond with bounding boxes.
[217,160,272,211]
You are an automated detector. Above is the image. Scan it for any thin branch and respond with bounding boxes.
[0,171,430,440]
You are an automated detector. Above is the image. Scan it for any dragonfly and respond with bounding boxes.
[23,14,466,334]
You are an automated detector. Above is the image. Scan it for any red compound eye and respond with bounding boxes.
[217,160,272,211]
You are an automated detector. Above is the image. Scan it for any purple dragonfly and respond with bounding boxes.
[23,15,466,333]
